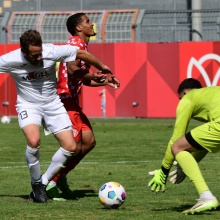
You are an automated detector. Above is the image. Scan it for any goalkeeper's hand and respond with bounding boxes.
[169,161,186,184]
[148,161,186,185]
[148,169,168,193]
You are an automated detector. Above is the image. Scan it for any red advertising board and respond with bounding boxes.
[1,42,220,117]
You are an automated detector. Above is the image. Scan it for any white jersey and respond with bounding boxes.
[0,44,79,103]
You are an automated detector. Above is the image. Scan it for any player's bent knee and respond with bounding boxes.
[60,147,75,157]
[92,139,96,146]
[90,142,96,150]
[171,145,182,156]
[27,138,40,148]
[61,142,77,152]
[89,137,96,148]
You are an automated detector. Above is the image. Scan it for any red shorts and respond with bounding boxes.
[61,98,92,141]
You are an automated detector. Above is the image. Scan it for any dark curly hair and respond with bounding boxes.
[66,13,85,36]
[178,78,202,93]
[20,29,42,52]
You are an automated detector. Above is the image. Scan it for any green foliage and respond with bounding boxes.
[0,118,219,219]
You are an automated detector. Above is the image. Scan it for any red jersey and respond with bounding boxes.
[57,36,91,106]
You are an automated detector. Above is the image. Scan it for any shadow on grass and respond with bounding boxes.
[61,189,97,200]
[0,189,97,202]
[0,194,35,202]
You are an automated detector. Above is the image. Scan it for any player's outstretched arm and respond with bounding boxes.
[66,60,106,82]
[106,76,120,89]
[67,65,108,86]
[76,50,112,74]
[148,141,175,193]
[88,75,120,89]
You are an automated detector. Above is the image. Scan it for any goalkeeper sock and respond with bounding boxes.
[176,151,209,194]
[200,190,215,200]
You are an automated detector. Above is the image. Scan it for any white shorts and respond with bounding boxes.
[16,96,72,134]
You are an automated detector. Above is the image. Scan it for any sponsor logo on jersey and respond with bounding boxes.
[187,54,220,86]
[22,70,49,81]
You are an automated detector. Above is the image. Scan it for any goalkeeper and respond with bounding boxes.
[148,78,220,214]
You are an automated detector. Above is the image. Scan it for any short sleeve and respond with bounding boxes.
[0,55,10,73]
[52,45,80,62]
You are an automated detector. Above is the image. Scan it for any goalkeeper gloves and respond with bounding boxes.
[148,167,169,193]
[149,161,186,185]
[169,162,186,184]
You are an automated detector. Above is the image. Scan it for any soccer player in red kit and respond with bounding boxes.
[46,13,120,200]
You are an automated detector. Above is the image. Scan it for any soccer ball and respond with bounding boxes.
[1,116,11,124]
[98,182,126,209]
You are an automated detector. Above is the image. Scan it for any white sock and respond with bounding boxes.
[200,190,215,199]
[41,147,74,186]
[25,146,41,184]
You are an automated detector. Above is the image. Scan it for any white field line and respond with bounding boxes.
[0,160,159,169]
[0,156,219,169]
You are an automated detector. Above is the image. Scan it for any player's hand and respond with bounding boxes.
[106,76,120,89]
[100,65,112,74]
[148,161,177,176]
[148,169,168,193]
[169,161,186,184]
[92,71,107,83]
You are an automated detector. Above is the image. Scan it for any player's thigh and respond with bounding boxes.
[43,98,72,134]
[16,106,42,147]
[68,110,83,141]
[68,110,95,154]
[22,124,41,147]
[81,130,96,155]
[80,112,95,145]
[172,135,197,156]
[82,130,95,146]
[55,129,76,152]
[16,105,42,129]
[190,122,220,153]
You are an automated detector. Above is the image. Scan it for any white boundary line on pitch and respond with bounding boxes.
[0,160,159,169]
[0,155,219,169]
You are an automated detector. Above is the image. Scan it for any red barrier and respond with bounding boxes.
[1,42,220,117]
[0,44,19,116]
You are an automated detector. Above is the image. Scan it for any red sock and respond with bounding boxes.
[52,160,80,182]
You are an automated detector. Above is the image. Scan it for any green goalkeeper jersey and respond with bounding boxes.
[162,86,220,169]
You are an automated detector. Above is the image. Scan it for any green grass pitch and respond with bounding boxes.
[0,118,220,219]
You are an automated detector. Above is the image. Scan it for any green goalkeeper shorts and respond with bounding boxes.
[186,121,220,153]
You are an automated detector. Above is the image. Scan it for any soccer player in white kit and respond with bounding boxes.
[0,29,112,203]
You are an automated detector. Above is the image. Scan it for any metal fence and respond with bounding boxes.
[138,9,220,42]
[6,11,106,43]
[102,9,139,42]
[7,12,41,43]
[2,9,220,43]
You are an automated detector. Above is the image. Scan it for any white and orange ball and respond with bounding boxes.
[98,182,126,209]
